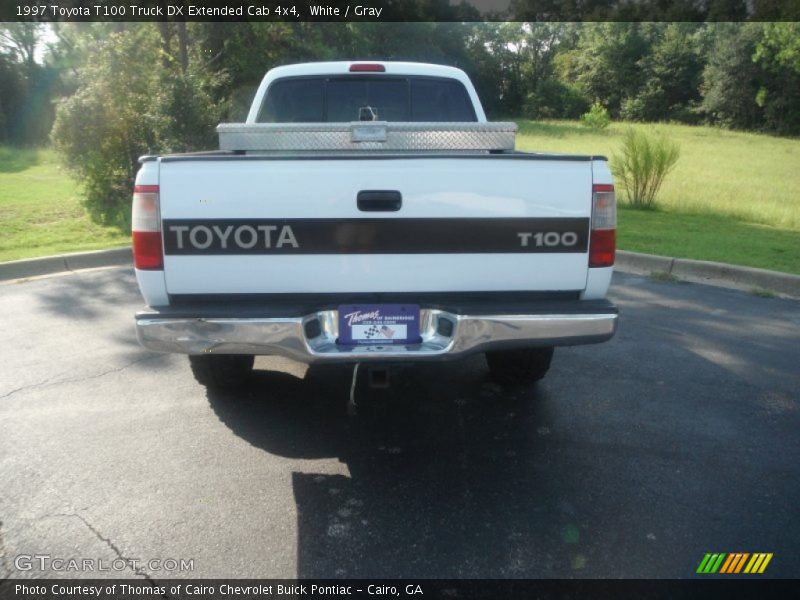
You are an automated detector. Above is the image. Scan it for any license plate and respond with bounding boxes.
[337,304,420,345]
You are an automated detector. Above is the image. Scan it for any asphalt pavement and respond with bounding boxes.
[1,267,798,579]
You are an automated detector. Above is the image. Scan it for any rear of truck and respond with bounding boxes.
[132,62,617,387]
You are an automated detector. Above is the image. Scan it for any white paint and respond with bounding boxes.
[158,157,594,294]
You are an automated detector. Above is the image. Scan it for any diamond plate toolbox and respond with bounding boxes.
[217,121,517,153]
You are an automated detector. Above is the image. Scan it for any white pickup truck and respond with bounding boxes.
[132,61,617,389]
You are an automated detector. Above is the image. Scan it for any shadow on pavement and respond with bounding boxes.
[205,358,580,578]
[34,267,140,321]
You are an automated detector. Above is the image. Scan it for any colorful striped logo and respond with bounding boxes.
[696,553,773,574]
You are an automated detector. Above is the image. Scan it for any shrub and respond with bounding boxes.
[581,102,611,129]
[51,27,224,230]
[610,128,680,209]
[51,29,158,229]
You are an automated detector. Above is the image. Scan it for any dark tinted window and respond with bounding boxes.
[258,78,324,122]
[411,78,476,121]
[326,78,409,121]
[258,76,476,123]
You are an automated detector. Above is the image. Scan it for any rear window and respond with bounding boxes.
[257,76,477,123]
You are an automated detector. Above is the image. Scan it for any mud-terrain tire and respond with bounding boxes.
[189,354,255,389]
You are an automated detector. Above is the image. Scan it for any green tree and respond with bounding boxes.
[753,23,800,135]
[700,23,764,130]
[462,23,585,119]
[558,23,651,118]
[0,52,25,142]
[471,23,530,116]
[621,23,705,123]
[519,23,587,119]
[51,25,224,228]
[52,26,159,227]
[0,23,41,77]
[0,23,59,145]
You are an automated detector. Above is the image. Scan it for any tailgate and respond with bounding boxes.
[158,156,592,295]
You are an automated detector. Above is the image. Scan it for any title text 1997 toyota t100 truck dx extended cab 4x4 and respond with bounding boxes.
[132,61,618,389]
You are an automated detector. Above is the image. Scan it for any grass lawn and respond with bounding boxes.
[0,147,129,262]
[618,208,800,275]
[517,120,800,274]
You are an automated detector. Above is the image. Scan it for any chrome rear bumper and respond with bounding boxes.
[136,305,617,363]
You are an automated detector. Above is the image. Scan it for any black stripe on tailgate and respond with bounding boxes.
[162,218,589,255]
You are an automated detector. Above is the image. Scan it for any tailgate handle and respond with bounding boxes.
[357,190,402,212]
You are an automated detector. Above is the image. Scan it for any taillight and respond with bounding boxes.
[589,183,616,268]
[132,184,163,270]
[349,63,385,72]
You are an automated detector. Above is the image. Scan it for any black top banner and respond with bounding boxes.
[3,0,800,22]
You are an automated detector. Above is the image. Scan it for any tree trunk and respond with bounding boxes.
[158,22,172,70]
[177,22,188,73]
[208,22,224,66]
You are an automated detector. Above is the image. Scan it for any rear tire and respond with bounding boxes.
[189,354,254,389]
[485,347,554,384]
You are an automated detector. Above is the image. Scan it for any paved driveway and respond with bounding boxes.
[1,268,798,579]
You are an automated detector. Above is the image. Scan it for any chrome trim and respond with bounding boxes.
[136,308,617,363]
